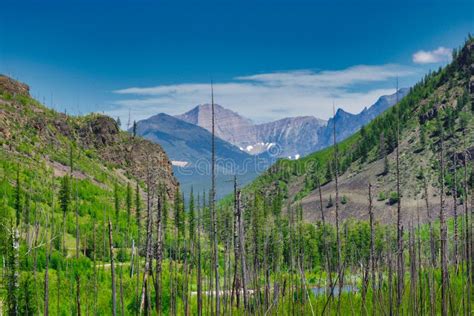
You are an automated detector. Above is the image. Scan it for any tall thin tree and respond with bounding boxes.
[108,219,117,316]
[438,118,448,316]
[210,82,220,316]
[395,79,404,309]
[332,102,343,311]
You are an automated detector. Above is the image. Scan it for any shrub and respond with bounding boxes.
[377,191,386,201]
[388,192,399,205]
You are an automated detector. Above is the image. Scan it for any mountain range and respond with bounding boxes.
[134,113,271,199]
[176,89,408,158]
[134,89,408,199]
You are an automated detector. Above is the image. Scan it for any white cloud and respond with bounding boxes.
[109,64,417,125]
[412,47,452,64]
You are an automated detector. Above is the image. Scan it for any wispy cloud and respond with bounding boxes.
[109,64,417,125]
[412,47,452,64]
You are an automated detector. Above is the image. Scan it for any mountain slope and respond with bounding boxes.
[0,75,177,195]
[0,76,182,314]
[255,116,326,158]
[135,113,270,199]
[241,38,474,225]
[136,112,251,164]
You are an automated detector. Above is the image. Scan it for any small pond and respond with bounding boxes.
[311,285,358,296]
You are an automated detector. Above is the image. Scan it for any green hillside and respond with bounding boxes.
[0,75,178,314]
[240,36,474,224]
[1,37,473,316]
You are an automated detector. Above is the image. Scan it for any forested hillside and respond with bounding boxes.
[1,37,473,316]
[0,75,178,314]
[243,37,474,225]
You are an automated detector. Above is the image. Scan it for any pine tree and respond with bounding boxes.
[132,121,137,138]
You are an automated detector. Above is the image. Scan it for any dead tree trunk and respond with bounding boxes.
[44,198,52,316]
[409,223,417,313]
[231,177,240,308]
[93,220,98,316]
[464,148,471,316]
[108,219,117,316]
[395,85,404,309]
[387,232,394,316]
[139,169,154,315]
[210,83,220,316]
[154,189,163,314]
[453,154,459,268]
[237,189,248,311]
[119,254,125,316]
[439,123,448,316]
[75,186,81,316]
[423,174,436,267]
[197,193,203,316]
[318,173,333,297]
[332,103,343,311]
[368,183,376,315]
[422,171,436,316]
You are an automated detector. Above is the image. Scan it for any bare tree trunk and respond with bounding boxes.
[44,198,52,316]
[210,83,220,316]
[387,232,393,316]
[318,175,333,298]
[423,175,436,267]
[108,219,117,316]
[119,257,125,316]
[332,104,343,312]
[237,190,248,311]
[154,191,163,314]
[231,178,241,308]
[368,183,376,315]
[33,206,40,312]
[453,154,459,269]
[139,171,154,315]
[464,148,471,316]
[197,194,203,316]
[75,185,81,316]
[395,82,404,310]
[439,124,448,316]
[93,220,98,316]
[409,222,417,313]
[423,172,436,316]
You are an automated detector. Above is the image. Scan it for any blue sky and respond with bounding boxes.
[1,0,472,124]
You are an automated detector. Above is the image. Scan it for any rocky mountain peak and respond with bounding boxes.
[176,103,256,145]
